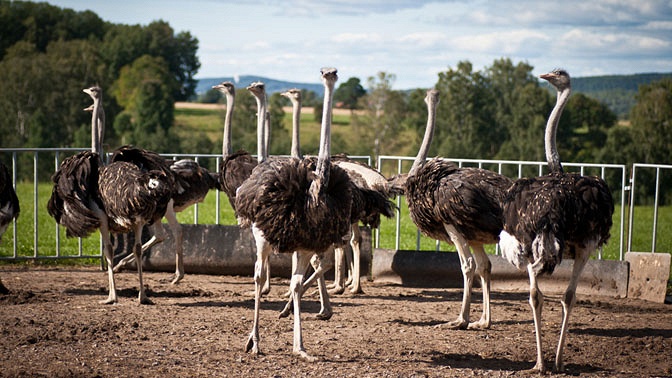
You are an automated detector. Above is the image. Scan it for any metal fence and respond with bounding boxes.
[376,155,628,260]
[627,163,672,253]
[0,148,667,263]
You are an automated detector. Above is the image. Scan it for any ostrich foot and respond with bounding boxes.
[437,317,468,330]
[316,308,333,321]
[467,318,490,330]
[278,302,292,318]
[553,361,565,373]
[170,273,184,285]
[525,361,547,374]
[245,333,260,354]
[328,285,345,295]
[295,350,317,362]
[99,296,117,305]
[138,296,153,305]
[348,284,364,295]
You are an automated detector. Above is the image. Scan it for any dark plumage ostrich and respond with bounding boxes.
[111,151,220,284]
[48,86,173,304]
[213,82,258,211]
[0,161,20,294]
[235,67,352,360]
[405,89,513,330]
[498,69,613,373]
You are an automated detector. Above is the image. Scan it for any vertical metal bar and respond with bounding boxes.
[11,152,18,257]
[33,151,38,257]
[193,156,199,224]
[619,166,626,260]
[627,165,636,253]
[395,158,402,251]
[215,156,221,225]
[651,167,660,252]
[54,151,61,257]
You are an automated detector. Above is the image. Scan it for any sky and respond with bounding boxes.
[42,0,672,90]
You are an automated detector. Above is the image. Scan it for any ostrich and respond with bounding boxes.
[235,67,352,360]
[405,89,513,330]
[498,69,613,373]
[111,152,220,285]
[0,161,20,294]
[48,85,173,304]
[213,81,257,211]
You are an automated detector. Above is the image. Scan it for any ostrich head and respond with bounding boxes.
[281,88,302,103]
[246,81,266,99]
[83,85,102,101]
[540,69,571,92]
[213,81,235,97]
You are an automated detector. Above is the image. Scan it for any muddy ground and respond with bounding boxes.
[0,266,670,377]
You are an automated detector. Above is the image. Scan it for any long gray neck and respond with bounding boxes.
[315,78,335,182]
[290,97,302,159]
[91,97,104,156]
[409,92,438,177]
[545,87,571,173]
[264,109,271,159]
[255,94,267,163]
[222,91,234,157]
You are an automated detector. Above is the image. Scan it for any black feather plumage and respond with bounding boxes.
[47,151,103,238]
[235,156,352,254]
[0,162,20,241]
[406,158,512,244]
[219,149,258,211]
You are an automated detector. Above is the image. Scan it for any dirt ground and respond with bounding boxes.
[0,266,670,377]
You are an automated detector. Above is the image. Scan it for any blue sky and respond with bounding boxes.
[43,0,672,89]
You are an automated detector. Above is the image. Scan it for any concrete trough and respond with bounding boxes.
[372,248,629,298]
[114,224,372,280]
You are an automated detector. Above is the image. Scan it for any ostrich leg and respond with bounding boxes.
[444,224,475,329]
[555,247,590,372]
[527,263,546,373]
[470,244,492,329]
[290,250,319,361]
[245,226,271,355]
[98,217,118,305]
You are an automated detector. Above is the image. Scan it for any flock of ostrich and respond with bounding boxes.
[0,67,615,373]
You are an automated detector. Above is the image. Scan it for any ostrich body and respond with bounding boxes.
[111,152,220,284]
[0,161,20,294]
[213,82,258,211]
[405,89,513,330]
[498,69,614,373]
[235,67,352,360]
[48,86,172,304]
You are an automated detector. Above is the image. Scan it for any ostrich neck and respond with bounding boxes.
[222,93,234,157]
[315,82,335,181]
[91,98,103,156]
[264,109,271,159]
[545,87,571,173]
[290,99,302,159]
[408,100,437,177]
[255,95,267,163]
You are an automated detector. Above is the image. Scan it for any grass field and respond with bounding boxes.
[2,182,670,264]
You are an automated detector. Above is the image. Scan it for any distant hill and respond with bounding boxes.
[195,75,324,97]
[571,72,672,118]
[196,72,672,119]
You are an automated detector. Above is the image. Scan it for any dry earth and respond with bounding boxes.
[1,266,671,377]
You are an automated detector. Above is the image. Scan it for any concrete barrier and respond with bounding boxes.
[372,248,629,298]
[625,251,671,303]
[114,224,372,279]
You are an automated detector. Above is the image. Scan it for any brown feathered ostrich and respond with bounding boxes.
[48,86,173,304]
[0,161,20,294]
[405,89,513,330]
[235,67,352,361]
[498,69,614,373]
[111,151,220,284]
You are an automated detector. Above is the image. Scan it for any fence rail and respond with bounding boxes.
[0,148,667,263]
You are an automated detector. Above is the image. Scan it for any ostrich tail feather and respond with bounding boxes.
[531,229,562,275]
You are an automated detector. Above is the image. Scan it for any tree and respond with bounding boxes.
[350,72,407,161]
[629,78,672,165]
[334,77,366,111]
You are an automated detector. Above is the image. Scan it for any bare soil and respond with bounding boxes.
[1,266,671,377]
